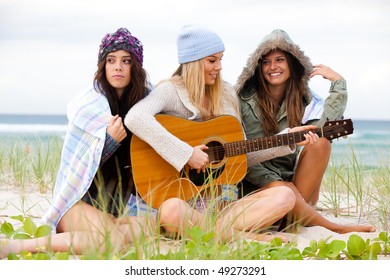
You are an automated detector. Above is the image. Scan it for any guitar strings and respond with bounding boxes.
[206,122,349,161]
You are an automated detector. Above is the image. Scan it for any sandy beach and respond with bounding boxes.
[1,184,388,260]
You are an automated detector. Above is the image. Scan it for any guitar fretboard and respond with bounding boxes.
[224,128,323,157]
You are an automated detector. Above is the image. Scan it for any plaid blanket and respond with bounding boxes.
[41,87,112,231]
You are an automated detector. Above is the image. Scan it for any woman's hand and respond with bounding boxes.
[289,125,319,146]
[107,115,127,143]
[309,64,343,82]
[187,144,209,173]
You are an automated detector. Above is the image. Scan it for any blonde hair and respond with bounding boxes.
[171,58,225,119]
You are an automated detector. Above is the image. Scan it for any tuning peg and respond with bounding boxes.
[341,116,344,120]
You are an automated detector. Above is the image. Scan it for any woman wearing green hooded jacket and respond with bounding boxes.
[235,29,375,233]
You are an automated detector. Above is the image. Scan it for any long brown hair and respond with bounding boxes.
[255,49,306,136]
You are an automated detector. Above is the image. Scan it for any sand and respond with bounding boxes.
[0,185,388,260]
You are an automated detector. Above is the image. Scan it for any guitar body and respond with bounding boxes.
[131,114,247,209]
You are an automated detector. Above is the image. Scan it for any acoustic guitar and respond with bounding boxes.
[131,114,353,208]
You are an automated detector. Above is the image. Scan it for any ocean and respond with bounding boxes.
[0,114,389,168]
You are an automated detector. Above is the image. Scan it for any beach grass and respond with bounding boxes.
[0,136,62,193]
[1,138,389,260]
[320,145,390,233]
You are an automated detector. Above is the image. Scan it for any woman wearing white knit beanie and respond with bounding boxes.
[125,25,306,242]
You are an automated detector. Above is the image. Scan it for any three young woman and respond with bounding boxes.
[1,27,375,259]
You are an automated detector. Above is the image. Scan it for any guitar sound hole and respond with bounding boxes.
[206,140,225,164]
[187,165,225,186]
[184,140,226,186]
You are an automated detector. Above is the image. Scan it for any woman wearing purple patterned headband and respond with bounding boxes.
[1,28,155,258]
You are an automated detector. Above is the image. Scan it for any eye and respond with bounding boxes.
[106,57,115,63]
[262,60,270,65]
[123,59,131,64]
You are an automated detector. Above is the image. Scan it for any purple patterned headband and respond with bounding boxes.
[98,28,143,65]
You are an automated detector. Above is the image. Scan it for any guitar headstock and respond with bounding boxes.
[322,119,354,140]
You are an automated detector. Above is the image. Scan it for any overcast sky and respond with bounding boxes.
[1,0,390,120]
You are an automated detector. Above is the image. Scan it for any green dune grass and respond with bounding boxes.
[0,138,389,260]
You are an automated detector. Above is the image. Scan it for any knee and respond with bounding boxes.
[275,186,296,212]
[159,198,185,226]
[56,202,85,232]
[313,138,331,154]
[301,137,331,160]
[319,137,331,150]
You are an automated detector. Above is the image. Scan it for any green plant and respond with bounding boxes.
[0,148,4,181]
[301,233,387,260]
[343,234,382,260]
[345,147,365,214]
[302,237,346,260]
[321,161,345,216]
[374,231,390,256]
[1,216,58,260]
[1,134,390,260]
[0,136,63,193]
[1,215,51,240]
[28,141,51,193]
[7,142,30,189]
[369,168,390,232]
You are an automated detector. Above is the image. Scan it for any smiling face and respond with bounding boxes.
[105,50,132,97]
[261,49,291,88]
[203,52,223,86]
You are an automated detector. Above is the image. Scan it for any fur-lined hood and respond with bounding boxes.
[235,29,313,102]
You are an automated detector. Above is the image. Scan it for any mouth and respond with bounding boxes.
[113,75,125,79]
[269,72,282,77]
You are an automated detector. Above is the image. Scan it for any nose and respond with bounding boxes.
[215,60,222,71]
[115,62,122,71]
[270,60,277,70]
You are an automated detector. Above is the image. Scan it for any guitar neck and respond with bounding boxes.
[224,127,323,157]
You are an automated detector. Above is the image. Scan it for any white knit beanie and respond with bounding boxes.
[177,25,225,64]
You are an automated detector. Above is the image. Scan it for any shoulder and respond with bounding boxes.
[68,87,108,113]
[144,79,154,96]
[238,87,257,101]
[236,80,257,101]
[221,81,240,106]
[69,87,100,103]
[157,79,176,89]
[67,86,110,134]
[71,85,109,104]
[129,80,181,113]
[221,81,240,117]
[152,80,180,95]
[222,81,236,96]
